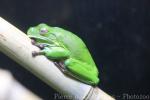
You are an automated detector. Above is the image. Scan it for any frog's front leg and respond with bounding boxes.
[32,47,70,59]
[31,39,49,49]
[32,46,70,72]
[64,58,99,85]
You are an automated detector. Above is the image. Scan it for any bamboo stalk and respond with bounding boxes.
[0,69,41,100]
[0,17,115,100]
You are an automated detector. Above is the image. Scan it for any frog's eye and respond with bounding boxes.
[39,28,48,35]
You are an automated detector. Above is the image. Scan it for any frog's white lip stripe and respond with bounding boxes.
[28,35,48,40]
[28,35,55,44]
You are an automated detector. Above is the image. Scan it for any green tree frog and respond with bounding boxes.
[27,24,99,85]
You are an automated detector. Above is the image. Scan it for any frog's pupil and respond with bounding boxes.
[40,28,48,34]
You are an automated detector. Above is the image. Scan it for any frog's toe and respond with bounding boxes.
[38,44,45,49]
[31,38,36,45]
[32,51,39,57]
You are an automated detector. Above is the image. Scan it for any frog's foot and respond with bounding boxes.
[35,44,48,49]
[54,61,67,73]
[32,43,48,50]
[31,38,48,49]
[32,51,45,57]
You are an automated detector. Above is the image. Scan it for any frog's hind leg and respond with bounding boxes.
[64,58,99,85]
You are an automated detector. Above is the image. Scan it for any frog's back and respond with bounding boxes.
[52,27,97,69]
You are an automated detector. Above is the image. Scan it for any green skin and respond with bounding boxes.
[27,24,99,85]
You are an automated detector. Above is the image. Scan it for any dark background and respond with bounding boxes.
[0,0,150,100]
